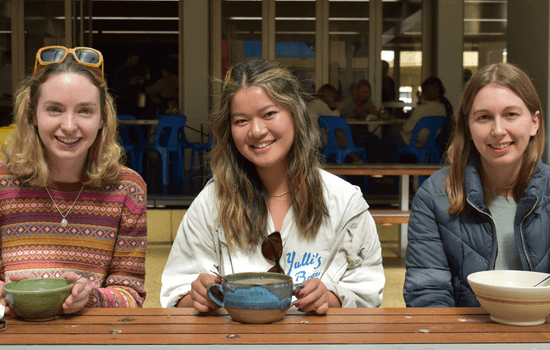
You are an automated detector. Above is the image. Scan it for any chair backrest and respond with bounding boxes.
[317,116,357,150]
[151,115,188,149]
[117,115,147,145]
[409,116,447,150]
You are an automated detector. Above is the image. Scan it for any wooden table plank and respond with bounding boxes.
[323,164,444,176]
[1,332,549,345]
[3,308,549,346]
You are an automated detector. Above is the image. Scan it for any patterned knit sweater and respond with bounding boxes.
[0,163,147,308]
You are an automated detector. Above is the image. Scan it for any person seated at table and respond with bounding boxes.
[337,80,378,121]
[333,80,382,163]
[403,62,548,307]
[160,58,385,313]
[382,77,447,163]
[0,46,147,316]
[308,84,341,119]
[424,76,454,155]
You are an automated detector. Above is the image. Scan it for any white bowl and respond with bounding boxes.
[467,270,550,326]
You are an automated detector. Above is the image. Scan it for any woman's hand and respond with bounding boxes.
[61,272,92,314]
[293,278,341,314]
[0,273,35,316]
[177,273,221,312]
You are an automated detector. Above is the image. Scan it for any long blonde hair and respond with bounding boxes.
[4,55,123,188]
[445,62,545,214]
[209,58,328,249]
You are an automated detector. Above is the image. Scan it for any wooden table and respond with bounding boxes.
[1,307,549,349]
[323,164,444,258]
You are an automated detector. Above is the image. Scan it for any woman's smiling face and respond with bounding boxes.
[230,86,294,173]
[468,83,539,174]
[34,72,103,175]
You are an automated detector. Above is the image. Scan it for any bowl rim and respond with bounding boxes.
[467,270,550,289]
[2,278,74,295]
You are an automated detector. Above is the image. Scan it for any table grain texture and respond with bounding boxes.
[1,307,549,349]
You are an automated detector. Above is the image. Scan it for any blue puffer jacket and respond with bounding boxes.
[404,159,550,307]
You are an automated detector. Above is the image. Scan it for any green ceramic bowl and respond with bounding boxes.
[2,278,73,321]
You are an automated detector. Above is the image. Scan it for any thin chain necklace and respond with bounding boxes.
[270,191,289,197]
[45,185,85,228]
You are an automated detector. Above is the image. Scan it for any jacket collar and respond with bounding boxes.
[465,157,542,213]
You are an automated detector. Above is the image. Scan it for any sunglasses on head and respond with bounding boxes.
[261,231,284,274]
[34,46,104,79]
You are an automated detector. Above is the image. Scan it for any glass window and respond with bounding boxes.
[382,0,422,114]
[328,0,369,102]
[463,0,507,85]
[275,0,316,93]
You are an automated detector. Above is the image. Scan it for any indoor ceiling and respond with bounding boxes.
[9,0,507,48]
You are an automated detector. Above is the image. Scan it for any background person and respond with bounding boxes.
[161,59,384,313]
[0,46,147,316]
[337,80,378,120]
[381,60,396,103]
[112,52,142,116]
[403,62,547,307]
[382,77,447,163]
[146,60,179,116]
[307,84,341,120]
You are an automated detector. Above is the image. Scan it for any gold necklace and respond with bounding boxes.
[270,191,289,197]
[45,185,85,228]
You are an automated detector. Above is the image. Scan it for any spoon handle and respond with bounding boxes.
[210,270,227,281]
[74,264,106,284]
[534,275,550,287]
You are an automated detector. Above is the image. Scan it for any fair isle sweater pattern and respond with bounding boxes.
[0,164,147,308]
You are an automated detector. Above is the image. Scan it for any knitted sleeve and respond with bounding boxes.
[86,168,147,308]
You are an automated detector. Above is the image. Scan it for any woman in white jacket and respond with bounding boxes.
[161,59,384,313]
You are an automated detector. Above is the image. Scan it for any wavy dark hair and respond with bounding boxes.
[208,58,328,249]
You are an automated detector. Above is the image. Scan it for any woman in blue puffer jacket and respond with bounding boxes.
[404,62,550,307]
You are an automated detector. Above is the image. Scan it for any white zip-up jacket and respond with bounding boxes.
[161,170,385,308]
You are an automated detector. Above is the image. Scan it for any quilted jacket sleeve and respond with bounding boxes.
[403,175,456,307]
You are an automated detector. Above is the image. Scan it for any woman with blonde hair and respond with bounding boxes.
[404,62,548,307]
[161,58,384,313]
[0,46,147,316]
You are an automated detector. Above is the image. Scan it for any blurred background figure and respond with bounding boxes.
[337,80,378,120]
[308,84,341,120]
[112,52,142,116]
[383,77,447,163]
[381,60,396,103]
[146,60,179,117]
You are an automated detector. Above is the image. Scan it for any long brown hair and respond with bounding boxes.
[208,58,328,249]
[445,62,545,214]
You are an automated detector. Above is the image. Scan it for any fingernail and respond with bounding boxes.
[299,293,304,298]
[294,302,300,308]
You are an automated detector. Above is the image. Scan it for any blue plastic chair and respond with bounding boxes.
[118,115,148,175]
[394,115,447,185]
[150,115,193,187]
[317,116,368,188]
[189,135,213,191]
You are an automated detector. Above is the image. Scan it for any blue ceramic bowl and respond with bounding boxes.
[207,272,303,323]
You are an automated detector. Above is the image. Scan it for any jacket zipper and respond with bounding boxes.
[467,198,498,269]
[467,196,538,271]
[518,196,538,271]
